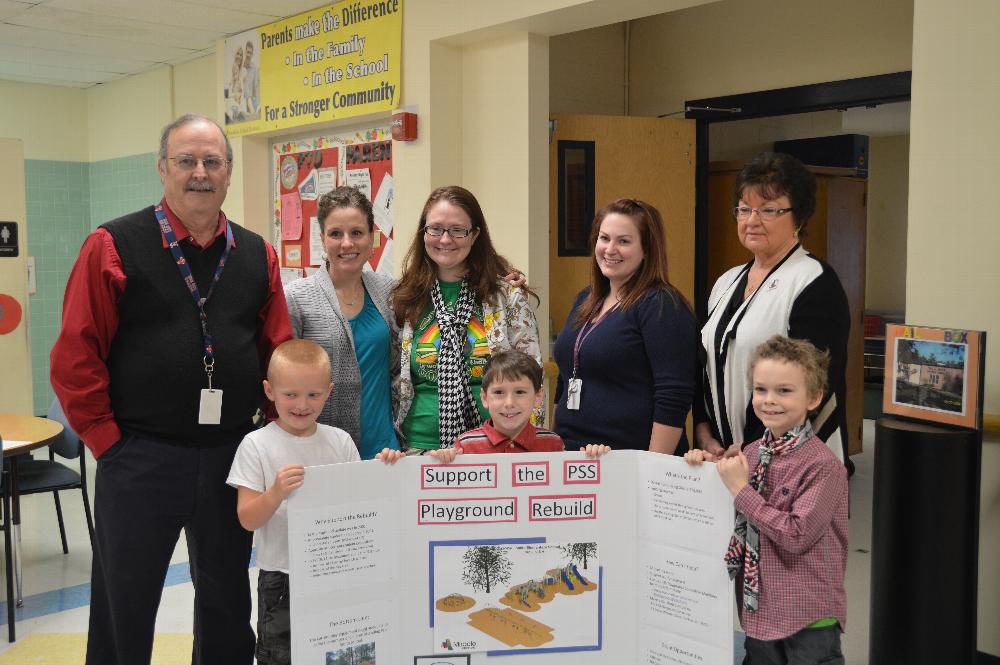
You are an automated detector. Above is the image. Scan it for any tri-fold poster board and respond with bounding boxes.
[288,450,735,664]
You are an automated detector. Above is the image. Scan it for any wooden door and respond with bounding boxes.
[824,177,867,456]
[548,115,695,334]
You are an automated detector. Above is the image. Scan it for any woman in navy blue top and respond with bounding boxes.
[553,199,696,454]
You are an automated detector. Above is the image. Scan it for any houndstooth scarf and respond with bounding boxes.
[725,421,813,612]
[431,280,481,448]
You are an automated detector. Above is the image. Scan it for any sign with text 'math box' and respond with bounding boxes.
[223,0,402,137]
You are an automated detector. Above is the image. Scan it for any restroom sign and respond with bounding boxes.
[0,222,18,257]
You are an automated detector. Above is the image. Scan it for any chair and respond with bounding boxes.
[14,400,95,553]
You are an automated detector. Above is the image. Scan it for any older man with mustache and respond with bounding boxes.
[51,113,291,665]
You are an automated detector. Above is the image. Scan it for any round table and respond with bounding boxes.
[0,414,63,456]
[0,414,65,642]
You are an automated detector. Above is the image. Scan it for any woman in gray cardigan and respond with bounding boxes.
[284,186,400,458]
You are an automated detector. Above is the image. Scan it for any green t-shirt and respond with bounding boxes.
[807,618,839,629]
[402,280,490,449]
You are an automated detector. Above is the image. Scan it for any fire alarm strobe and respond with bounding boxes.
[391,112,417,141]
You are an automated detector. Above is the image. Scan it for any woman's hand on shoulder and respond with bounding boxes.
[502,268,526,290]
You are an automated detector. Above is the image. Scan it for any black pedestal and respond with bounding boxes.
[869,418,981,665]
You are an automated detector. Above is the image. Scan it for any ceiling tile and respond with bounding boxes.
[173,0,319,18]
[0,43,157,73]
[43,0,280,34]
[7,5,224,50]
[0,0,32,21]
[0,1,339,87]
[0,23,194,62]
[0,71,95,87]
[0,59,115,84]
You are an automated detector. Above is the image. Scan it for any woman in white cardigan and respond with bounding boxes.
[696,152,850,463]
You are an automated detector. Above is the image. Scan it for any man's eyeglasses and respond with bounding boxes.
[168,155,231,172]
[732,206,794,222]
[423,226,474,238]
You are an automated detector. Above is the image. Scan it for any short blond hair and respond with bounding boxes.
[749,335,829,399]
[267,339,330,380]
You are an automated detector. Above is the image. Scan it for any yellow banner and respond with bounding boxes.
[223,0,402,137]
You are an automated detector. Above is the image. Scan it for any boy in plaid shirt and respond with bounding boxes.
[686,336,848,664]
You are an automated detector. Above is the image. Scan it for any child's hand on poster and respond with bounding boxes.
[376,449,405,464]
[716,453,750,497]
[684,449,716,465]
[271,464,305,500]
[580,444,612,458]
[427,448,462,464]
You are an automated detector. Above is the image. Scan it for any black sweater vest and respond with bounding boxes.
[102,207,269,445]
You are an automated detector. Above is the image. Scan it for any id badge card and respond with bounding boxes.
[566,378,582,410]
[199,389,223,424]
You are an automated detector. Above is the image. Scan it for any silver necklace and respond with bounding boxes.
[338,285,363,306]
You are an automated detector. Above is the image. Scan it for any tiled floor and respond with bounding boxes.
[0,422,877,663]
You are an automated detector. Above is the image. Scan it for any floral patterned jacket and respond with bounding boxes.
[394,279,544,445]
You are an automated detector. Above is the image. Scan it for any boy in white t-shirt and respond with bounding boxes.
[227,339,361,665]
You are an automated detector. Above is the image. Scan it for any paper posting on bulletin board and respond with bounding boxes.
[280,192,303,240]
[346,168,371,200]
[273,129,393,273]
[288,451,734,664]
[309,216,323,267]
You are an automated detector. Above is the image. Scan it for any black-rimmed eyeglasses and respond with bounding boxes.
[423,226,474,238]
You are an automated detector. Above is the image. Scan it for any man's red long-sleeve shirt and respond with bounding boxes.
[50,199,291,457]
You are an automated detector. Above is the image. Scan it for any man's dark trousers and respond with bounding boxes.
[85,433,254,665]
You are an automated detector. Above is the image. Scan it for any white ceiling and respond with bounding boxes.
[0,0,326,88]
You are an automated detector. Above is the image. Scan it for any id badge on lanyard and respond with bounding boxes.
[154,204,232,424]
[568,300,613,410]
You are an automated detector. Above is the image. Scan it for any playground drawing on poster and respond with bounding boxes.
[432,540,601,654]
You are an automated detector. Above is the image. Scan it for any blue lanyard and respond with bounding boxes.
[154,204,233,383]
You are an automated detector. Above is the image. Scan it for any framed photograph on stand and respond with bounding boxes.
[882,324,986,431]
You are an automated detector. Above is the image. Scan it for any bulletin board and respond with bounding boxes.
[272,126,394,282]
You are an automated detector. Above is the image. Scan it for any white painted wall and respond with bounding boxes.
[909,0,1000,656]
